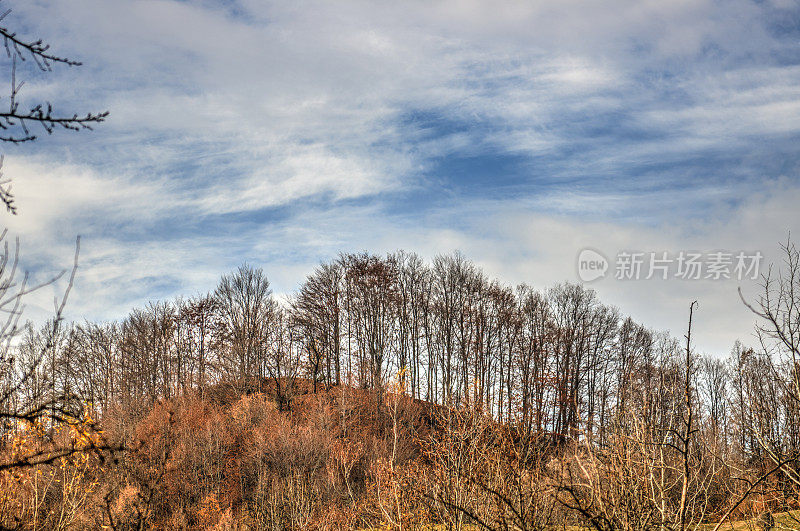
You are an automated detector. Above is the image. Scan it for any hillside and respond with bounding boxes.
[1,248,799,529]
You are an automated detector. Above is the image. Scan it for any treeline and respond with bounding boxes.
[8,250,799,454]
[2,247,799,529]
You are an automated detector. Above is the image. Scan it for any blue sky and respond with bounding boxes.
[4,0,800,355]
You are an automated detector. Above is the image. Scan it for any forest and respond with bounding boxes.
[0,240,798,530]
[0,0,798,529]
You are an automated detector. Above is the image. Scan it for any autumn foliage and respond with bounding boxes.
[1,247,800,529]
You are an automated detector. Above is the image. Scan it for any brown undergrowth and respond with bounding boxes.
[1,382,797,530]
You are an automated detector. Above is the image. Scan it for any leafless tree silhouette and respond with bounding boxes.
[0,1,108,213]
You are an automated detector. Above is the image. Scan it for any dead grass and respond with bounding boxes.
[700,510,800,531]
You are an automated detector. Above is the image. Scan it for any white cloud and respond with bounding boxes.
[0,0,797,360]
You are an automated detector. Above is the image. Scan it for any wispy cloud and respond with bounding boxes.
[3,0,799,355]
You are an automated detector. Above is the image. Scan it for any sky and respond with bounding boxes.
[2,0,800,357]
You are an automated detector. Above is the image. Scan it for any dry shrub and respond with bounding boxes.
[2,387,570,530]
[100,390,355,529]
[362,456,430,530]
[555,415,736,531]
[0,418,106,530]
[418,406,562,531]
[327,438,365,503]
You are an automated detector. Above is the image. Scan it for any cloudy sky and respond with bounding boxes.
[3,0,800,356]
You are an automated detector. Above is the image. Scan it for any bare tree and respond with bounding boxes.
[178,294,220,395]
[699,355,729,445]
[0,235,117,473]
[213,264,277,390]
[0,1,108,213]
[740,238,800,489]
[343,253,399,412]
[267,308,302,410]
[393,250,429,400]
[292,261,344,389]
